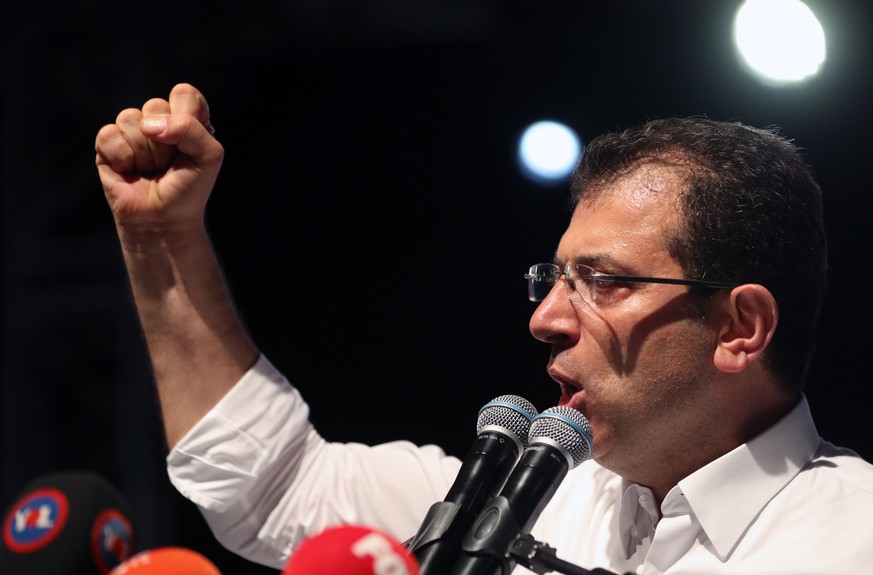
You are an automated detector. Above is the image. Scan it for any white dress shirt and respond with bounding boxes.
[167,355,873,573]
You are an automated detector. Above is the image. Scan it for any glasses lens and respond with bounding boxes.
[526,264,558,302]
[569,263,595,303]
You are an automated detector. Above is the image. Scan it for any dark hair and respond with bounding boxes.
[570,116,827,393]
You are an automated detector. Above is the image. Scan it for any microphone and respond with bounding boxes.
[407,395,538,574]
[0,469,137,575]
[449,406,593,575]
[108,547,222,574]
[283,524,420,575]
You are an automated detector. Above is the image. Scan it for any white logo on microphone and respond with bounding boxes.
[351,533,413,575]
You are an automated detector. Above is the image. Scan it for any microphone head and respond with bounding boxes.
[108,547,222,574]
[476,395,539,448]
[283,525,420,575]
[1,470,137,575]
[529,406,594,468]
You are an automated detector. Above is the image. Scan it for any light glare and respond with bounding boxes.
[734,0,826,85]
[518,121,581,185]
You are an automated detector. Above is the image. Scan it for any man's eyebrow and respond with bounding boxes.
[554,251,622,270]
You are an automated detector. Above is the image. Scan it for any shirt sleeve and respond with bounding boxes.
[166,354,462,569]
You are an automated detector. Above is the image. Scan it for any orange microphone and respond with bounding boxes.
[108,547,222,574]
[283,525,420,575]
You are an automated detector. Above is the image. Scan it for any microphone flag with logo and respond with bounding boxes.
[283,524,421,575]
[0,469,137,575]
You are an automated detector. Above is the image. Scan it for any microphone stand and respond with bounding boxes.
[508,534,629,575]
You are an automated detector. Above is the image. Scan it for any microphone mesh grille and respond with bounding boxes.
[476,394,538,447]
[529,406,593,468]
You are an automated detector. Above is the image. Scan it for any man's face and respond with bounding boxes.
[529,164,722,482]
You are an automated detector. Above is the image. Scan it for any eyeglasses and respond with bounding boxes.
[525,263,737,304]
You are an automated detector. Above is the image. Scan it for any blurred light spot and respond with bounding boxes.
[734,0,826,86]
[517,121,581,186]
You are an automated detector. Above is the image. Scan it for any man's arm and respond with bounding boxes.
[95,83,258,447]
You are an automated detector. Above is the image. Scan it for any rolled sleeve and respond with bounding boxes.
[165,354,462,567]
[167,355,313,511]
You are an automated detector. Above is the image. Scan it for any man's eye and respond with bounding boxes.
[592,277,621,288]
[589,278,630,305]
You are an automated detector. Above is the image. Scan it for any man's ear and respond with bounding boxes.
[713,284,778,373]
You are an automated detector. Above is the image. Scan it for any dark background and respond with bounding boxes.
[2,1,871,573]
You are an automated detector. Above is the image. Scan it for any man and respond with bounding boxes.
[95,83,873,574]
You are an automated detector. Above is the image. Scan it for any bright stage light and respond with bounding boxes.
[517,121,581,186]
[734,0,826,86]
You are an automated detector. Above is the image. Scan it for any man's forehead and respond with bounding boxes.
[583,162,685,209]
[559,165,685,267]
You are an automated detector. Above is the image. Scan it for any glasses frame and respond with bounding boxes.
[525,262,737,303]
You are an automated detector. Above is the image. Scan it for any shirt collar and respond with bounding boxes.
[677,395,821,560]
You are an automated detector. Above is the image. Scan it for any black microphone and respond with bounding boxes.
[0,469,138,574]
[449,406,593,575]
[408,395,538,575]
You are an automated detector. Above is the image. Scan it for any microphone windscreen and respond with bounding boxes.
[283,525,421,575]
[108,547,222,574]
[1,470,137,575]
